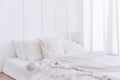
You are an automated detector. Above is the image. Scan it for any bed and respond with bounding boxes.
[3,39,120,80]
[3,54,120,80]
[3,58,33,80]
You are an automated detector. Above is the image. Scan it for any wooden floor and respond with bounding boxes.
[0,73,15,80]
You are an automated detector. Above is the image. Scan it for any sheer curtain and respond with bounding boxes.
[83,0,120,54]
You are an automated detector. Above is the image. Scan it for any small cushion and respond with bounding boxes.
[39,38,64,58]
[63,41,87,54]
[13,39,43,60]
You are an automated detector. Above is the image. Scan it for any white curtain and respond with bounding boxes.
[83,0,120,54]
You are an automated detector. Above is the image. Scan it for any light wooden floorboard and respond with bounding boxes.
[0,73,15,80]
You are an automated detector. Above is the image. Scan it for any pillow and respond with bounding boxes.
[63,41,87,54]
[13,40,43,60]
[39,38,64,58]
[23,40,43,60]
[13,40,27,59]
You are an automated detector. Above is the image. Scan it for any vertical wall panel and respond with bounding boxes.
[56,5,68,39]
[24,0,42,39]
[68,6,78,35]
[42,0,56,38]
[41,0,78,39]
[77,0,84,45]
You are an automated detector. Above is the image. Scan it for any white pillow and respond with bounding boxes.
[23,40,43,60]
[63,41,87,54]
[13,40,43,60]
[13,40,27,59]
[39,38,64,58]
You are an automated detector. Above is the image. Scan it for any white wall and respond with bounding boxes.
[0,0,23,72]
[24,0,42,39]
[42,0,79,39]
[0,0,82,72]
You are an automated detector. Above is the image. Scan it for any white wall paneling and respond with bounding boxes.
[55,5,68,39]
[24,0,42,39]
[42,0,56,38]
[77,0,84,45]
[68,6,78,39]
[45,0,78,39]
[0,0,23,72]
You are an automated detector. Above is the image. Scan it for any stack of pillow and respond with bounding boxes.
[13,38,87,61]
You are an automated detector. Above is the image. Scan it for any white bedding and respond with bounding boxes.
[3,58,34,80]
[3,54,120,80]
[28,54,120,80]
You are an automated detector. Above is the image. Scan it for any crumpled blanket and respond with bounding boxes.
[26,58,120,80]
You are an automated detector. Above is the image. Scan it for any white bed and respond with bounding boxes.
[3,58,33,80]
[3,39,120,80]
[3,55,120,80]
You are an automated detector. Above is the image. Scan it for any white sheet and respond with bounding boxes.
[3,58,34,80]
[61,54,120,67]
[29,54,120,80]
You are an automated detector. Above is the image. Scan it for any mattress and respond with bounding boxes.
[3,58,33,80]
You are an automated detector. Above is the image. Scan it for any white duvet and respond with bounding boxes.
[26,54,120,80]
